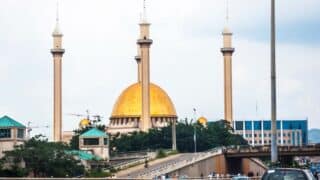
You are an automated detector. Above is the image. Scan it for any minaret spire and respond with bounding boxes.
[141,0,147,23]
[53,0,62,35]
[51,0,65,142]
[226,0,229,24]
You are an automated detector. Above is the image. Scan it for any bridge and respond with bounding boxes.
[225,145,320,158]
[115,145,320,179]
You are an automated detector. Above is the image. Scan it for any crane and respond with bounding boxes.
[67,109,103,128]
[27,122,50,139]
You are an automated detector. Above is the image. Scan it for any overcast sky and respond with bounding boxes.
[0,0,319,139]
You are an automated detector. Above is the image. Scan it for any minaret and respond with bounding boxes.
[51,1,65,142]
[221,0,235,126]
[135,48,142,82]
[137,0,153,131]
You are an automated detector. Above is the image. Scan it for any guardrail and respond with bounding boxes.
[137,148,223,178]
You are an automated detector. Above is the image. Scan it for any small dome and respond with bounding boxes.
[198,116,208,126]
[111,82,177,118]
[79,118,90,128]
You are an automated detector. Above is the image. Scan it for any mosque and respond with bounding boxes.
[52,0,234,142]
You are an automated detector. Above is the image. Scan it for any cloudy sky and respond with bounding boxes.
[0,0,319,139]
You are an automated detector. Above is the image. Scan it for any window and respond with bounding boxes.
[269,133,272,137]
[259,134,262,137]
[264,133,267,137]
[83,138,99,145]
[288,140,291,144]
[254,134,257,137]
[283,140,286,144]
[288,133,291,137]
[104,138,108,145]
[245,121,252,130]
[283,133,286,137]
[17,129,24,138]
[264,140,267,144]
[235,121,243,130]
[254,121,262,130]
[259,140,262,144]
[0,129,11,138]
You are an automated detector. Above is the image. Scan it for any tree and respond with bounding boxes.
[110,119,247,153]
[2,135,84,177]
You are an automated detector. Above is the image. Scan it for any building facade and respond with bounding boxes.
[233,119,308,146]
[0,116,26,158]
[79,128,109,161]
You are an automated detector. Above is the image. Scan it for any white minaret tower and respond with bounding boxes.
[221,0,235,126]
[51,1,65,142]
[137,0,153,132]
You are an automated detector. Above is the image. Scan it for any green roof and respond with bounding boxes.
[0,116,26,128]
[66,150,102,161]
[80,128,108,138]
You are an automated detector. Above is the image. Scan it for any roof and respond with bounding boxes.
[80,128,108,138]
[0,115,26,128]
[111,82,177,118]
[66,150,102,161]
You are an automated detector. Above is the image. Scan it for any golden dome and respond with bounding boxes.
[111,83,177,118]
[198,116,208,125]
[79,118,90,128]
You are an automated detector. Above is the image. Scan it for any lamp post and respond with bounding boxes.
[172,119,177,151]
[193,108,197,153]
[270,0,278,163]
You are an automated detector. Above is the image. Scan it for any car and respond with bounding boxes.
[232,175,249,180]
[310,162,320,175]
[262,168,316,180]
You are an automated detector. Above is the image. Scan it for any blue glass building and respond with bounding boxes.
[233,119,308,146]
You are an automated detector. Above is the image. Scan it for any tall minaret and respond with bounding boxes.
[51,1,65,142]
[221,0,235,126]
[137,0,153,131]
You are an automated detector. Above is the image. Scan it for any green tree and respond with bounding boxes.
[2,135,84,177]
[110,119,247,153]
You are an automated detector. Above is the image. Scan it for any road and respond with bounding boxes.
[116,153,201,178]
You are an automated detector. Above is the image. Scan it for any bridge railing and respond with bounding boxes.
[224,145,320,154]
[138,149,223,178]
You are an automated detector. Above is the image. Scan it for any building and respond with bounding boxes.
[0,115,26,158]
[79,128,109,160]
[234,119,308,146]
[62,131,74,143]
[107,1,177,134]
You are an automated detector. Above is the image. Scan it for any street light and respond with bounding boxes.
[193,108,197,153]
[270,0,278,163]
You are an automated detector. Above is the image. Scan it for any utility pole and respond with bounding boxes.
[172,119,177,151]
[193,108,197,153]
[271,0,278,163]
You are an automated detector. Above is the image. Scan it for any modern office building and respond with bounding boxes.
[233,119,308,146]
